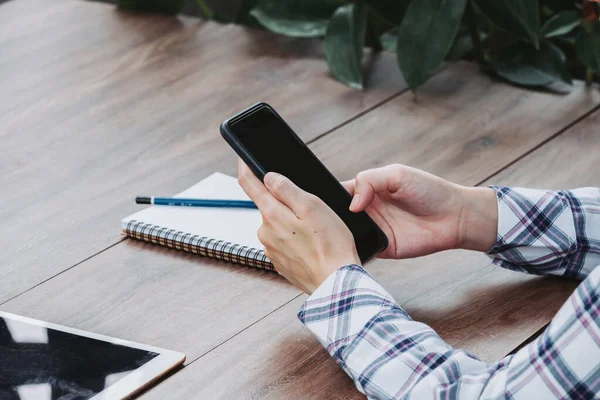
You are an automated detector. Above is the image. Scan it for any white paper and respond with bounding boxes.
[121,173,263,250]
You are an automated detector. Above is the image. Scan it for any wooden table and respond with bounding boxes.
[1,1,599,398]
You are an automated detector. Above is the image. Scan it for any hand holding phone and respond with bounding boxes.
[237,160,361,294]
[221,103,388,263]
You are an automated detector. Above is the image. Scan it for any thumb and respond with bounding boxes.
[350,165,407,212]
[264,172,308,212]
[341,179,356,195]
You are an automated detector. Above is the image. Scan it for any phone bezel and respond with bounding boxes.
[220,102,389,261]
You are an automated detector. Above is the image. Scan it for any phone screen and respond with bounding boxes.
[227,104,387,261]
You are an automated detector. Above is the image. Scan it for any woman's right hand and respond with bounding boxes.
[343,165,498,260]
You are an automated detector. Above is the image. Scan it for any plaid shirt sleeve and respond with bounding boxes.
[299,265,600,399]
[298,188,600,399]
[487,186,600,280]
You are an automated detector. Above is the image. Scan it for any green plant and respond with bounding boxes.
[117,0,600,91]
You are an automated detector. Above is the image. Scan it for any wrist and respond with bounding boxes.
[458,186,498,252]
[313,254,360,293]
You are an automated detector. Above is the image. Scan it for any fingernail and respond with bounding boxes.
[350,194,360,210]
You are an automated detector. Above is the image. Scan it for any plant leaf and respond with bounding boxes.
[250,0,339,38]
[447,28,473,61]
[576,31,600,72]
[542,10,581,38]
[117,0,185,15]
[473,0,540,46]
[379,28,398,53]
[324,4,366,89]
[489,41,572,87]
[548,42,573,85]
[396,0,467,89]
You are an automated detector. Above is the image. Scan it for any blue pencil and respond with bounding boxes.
[135,196,258,209]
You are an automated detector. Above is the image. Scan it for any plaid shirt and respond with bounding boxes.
[299,187,600,399]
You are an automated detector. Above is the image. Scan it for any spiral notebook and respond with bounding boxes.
[121,173,273,271]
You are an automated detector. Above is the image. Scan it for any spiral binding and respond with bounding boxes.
[124,220,274,271]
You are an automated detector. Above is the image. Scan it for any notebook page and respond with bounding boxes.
[121,173,263,249]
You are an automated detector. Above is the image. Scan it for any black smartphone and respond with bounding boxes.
[220,102,388,262]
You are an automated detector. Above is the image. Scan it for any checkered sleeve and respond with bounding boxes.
[488,187,600,280]
[299,264,600,399]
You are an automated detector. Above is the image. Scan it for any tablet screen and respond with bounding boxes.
[0,315,159,400]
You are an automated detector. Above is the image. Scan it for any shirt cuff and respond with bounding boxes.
[486,186,577,277]
[298,264,410,352]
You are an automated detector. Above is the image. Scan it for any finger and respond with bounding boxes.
[350,165,408,212]
[238,160,296,225]
[264,172,314,215]
[237,159,277,211]
[341,179,356,195]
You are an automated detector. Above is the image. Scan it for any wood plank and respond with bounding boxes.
[141,95,600,400]
[0,0,406,303]
[2,59,597,388]
[310,62,600,184]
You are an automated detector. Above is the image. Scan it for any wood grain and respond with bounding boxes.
[140,266,575,399]
[141,102,600,400]
[0,0,406,303]
[3,1,599,398]
[142,295,362,400]
[2,53,598,399]
[311,62,600,184]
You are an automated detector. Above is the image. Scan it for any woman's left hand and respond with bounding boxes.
[237,159,360,295]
